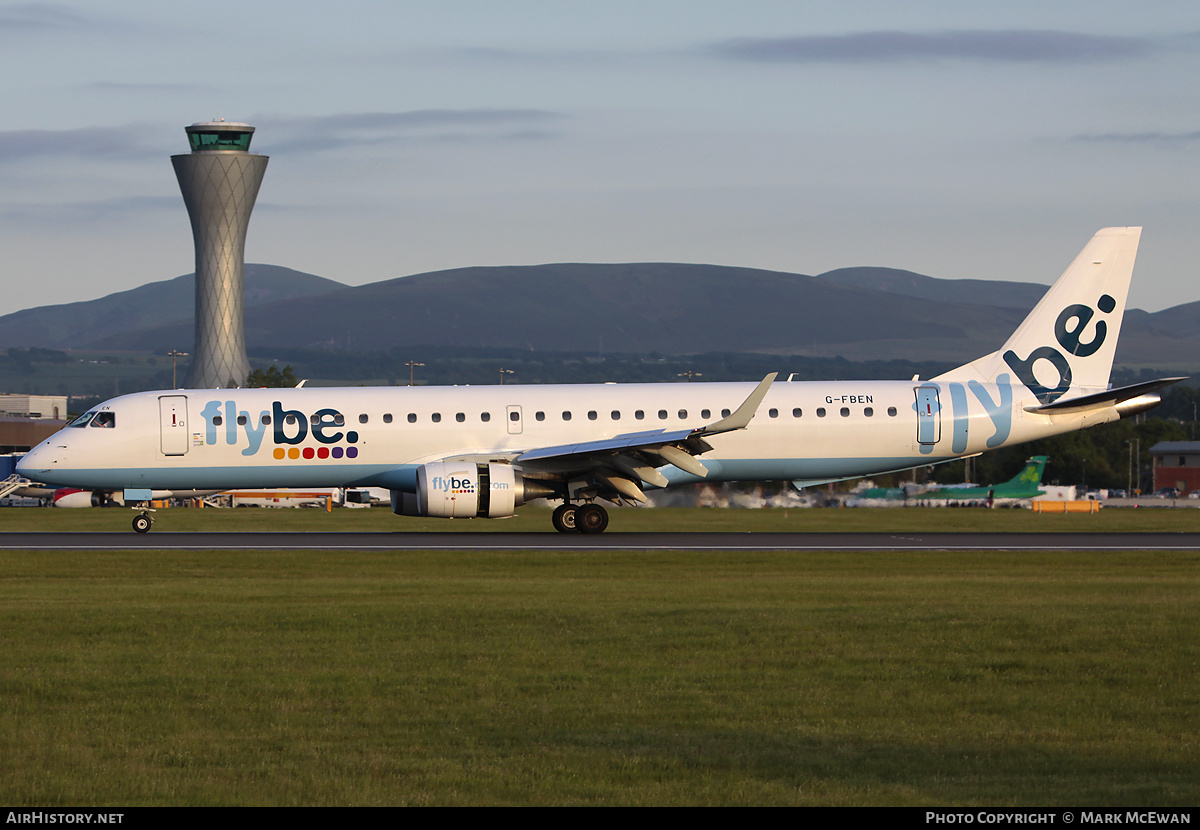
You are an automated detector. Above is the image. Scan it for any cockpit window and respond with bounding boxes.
[71,410,115,428]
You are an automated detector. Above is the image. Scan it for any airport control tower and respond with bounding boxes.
[172,120,268,388]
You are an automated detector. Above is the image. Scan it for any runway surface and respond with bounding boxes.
[2,531,1199,550]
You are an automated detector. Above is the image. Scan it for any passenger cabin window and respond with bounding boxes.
[701,409,711,419]
[535,411,545,421]
[768,408,778,418]
[407,413,416,423]
[658,410,668,420]
[635,410,644,420]
[359,414,368,424]
[212,415,223,426]
[237,415,247,426]
[456,413,465,423]
[864,407,874,417]
[262,415,271,425]
[611,410,620,420]
[482,412,492,422]
[432,413,441,423]
[887,407,898,417]
[722,409,731,418]
[510,411,520,422]
[383,414,393,424]
[793,408,802,418]
[562,411,572,421]
[817,408,827,417]
[678,410,687,419]
[588,411,597,421]
[840,407,850,417]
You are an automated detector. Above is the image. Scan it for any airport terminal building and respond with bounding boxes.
[1150,441,1200,496]
[0,395,67,454]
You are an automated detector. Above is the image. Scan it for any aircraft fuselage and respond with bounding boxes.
[21,378,1117,493]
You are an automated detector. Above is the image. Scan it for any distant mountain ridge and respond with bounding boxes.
[0,265,344,350]
[0,262,1195,368]
[814,267,1049,309]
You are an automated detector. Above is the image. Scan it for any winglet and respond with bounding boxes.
[698,373,777,436]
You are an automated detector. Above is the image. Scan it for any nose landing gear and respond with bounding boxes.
[132,509,155,533]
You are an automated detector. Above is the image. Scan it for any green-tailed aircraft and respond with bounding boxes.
[855,456,1048,503]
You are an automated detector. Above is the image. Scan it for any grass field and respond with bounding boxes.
[1,507,1198,806]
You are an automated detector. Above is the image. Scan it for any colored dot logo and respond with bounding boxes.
[273,446,358,460]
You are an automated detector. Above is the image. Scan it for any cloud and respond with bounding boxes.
[256,109,568,154]
[0,110,566,164]
[1072,131,1200,143]
[87,81,202,94]
[706,30,1156,65]
[0,2,122,34]
[0,2,90,30]
[0,126,160,163]
[0,195,179,224]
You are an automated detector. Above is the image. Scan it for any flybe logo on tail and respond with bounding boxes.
[201,401,360,458]
[1003,294,1116,404]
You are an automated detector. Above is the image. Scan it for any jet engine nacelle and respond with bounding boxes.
[392,461,554,519]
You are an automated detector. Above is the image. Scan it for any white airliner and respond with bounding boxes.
[17,227,1181,533]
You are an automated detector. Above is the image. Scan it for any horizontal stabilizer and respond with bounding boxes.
[1024,377,1186,413]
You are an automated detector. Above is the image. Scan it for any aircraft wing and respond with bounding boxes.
[514,373,776,500]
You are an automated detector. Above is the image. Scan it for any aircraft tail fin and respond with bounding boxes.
[996,455,1048,494]
[935,227,1141,404]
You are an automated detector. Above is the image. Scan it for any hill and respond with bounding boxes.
[2,262,1196,370]
[0,265,344,350]
[88,263,1026,360]
[814,267,1050,309]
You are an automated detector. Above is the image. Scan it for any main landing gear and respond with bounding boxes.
[552,502,609,534]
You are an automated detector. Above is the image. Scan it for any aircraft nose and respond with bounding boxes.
[16,442,64,478]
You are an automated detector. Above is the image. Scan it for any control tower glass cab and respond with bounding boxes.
[185,121,256,152]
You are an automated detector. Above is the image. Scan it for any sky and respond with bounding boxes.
[1,0,1198,320]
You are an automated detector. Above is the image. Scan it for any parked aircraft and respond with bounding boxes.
[853,456,1048,504]
[17,228,1182,533]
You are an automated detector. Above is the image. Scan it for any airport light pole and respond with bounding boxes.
[1127,440,1133,496]
[677,370,702,382]
[498,368,514,385]
[405,360,424,387]
[167,350,188,389]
